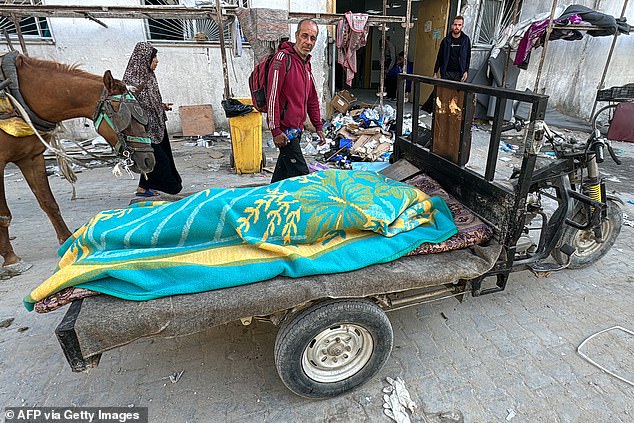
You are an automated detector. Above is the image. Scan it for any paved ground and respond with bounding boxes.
[0,131,632,423]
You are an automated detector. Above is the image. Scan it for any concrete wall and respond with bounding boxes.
[2,0,329,138]
[515,0,633,120]
[457,0,633,120]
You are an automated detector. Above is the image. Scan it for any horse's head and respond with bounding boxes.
[92,71,155,174]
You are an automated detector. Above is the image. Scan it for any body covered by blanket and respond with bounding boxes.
[24,170,457,310]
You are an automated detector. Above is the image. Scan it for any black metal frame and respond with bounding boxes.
[55,300,101,372]
[395,74,549,295]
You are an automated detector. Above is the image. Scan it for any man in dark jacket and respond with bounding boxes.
[267,19,325,183]
[433,16,471,82]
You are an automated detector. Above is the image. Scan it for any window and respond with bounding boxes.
[474,0,522,46]
[144,0,248,43]
[0,0,52,41]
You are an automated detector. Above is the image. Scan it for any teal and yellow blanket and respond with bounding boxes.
[24,170,457,310]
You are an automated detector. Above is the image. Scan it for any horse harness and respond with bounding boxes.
[92,89,153,163]
[0,51,56,132]
[0,51,151,164]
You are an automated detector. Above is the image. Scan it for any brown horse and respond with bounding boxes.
[0,54,156,277]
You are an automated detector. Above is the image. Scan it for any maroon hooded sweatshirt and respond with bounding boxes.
[266,41,323,137]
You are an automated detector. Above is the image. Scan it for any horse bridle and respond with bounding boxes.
[92,89,153,163]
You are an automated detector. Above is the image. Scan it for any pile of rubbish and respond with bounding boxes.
[300,91,401,169]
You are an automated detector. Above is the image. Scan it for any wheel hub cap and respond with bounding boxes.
[301,324,374,383]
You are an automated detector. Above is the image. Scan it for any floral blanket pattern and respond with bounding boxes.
[25,170,457,310]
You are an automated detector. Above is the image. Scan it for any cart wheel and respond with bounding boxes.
[552,197,623,269]
[261,149,267,169]
[274,299,393,398]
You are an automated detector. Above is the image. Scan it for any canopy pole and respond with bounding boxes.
[403,0,413,77]
[11,15,28,56]
[532,0,558,93]
[590,0,629,118]
[2,29,15,52]
[214,0,231,99]
[379,0,387,114]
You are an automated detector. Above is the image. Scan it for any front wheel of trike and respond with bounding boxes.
[552,197,623,269]
[274,299,393,399]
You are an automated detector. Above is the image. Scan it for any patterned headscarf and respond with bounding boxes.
[123,42,166,144]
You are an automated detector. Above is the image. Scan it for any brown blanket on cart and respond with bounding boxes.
[34,172,493,314]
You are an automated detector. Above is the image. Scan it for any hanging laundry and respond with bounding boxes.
[513,4,631,70]
[236,7,289,63]
[514,15,583,70]
[336,12,369,87]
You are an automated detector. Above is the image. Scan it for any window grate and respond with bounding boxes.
[144,0,247,43]
[474,0,522,46]
[0,0,52,40]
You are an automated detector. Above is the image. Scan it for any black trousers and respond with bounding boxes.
[386,75,398,99]
[442,70,463,81]
[270,136,309,184]
[138,129,183,194]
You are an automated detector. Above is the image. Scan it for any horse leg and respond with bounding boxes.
[16,154,72,245]
[0,162,23,268]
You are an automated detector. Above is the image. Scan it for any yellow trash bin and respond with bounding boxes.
[228,98,263,174]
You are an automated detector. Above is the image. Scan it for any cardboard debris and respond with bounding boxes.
[179,104,215,137]
[331,126,393,162]
[330,90,357,114]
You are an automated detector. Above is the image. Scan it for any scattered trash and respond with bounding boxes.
[0,317,14,328]
[506,408,517,421]
[627,200,634,205]
[438,411,463,422]
[207,151,224,160]
[350,162,390,172]
[316,140,333,154]
[302,142,318,155]
[166,370,184,384]
[382,377,416,423]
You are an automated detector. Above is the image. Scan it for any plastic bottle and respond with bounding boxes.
[284,128,301,141]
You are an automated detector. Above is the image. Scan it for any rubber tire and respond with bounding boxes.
[274,299,393,399]
[552,198,623,269]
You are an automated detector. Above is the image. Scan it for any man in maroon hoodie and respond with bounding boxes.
[267,19,326,183]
